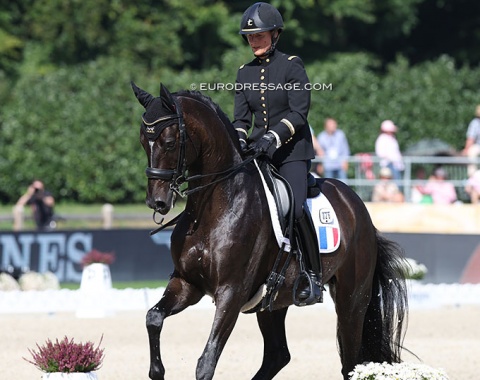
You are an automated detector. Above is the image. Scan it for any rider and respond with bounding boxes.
[233,2,322,304]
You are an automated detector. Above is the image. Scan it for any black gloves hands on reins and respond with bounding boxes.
[238,131,277,158]
[252,132,277,158]
[239,138,249,154]
[237,131,249,154]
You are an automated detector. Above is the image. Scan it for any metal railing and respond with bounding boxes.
[312,155,480,203]
[3,155,479,231]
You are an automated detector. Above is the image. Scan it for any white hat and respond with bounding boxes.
[379,167,392,178]
[380,120,397,133]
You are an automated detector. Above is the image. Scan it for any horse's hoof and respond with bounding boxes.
[149,365,165,380]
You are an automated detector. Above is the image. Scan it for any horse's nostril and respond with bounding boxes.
[146,197,164,211]
[146,194,170,213]
[155,200,166,211]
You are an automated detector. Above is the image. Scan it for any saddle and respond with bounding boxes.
[243,161,345,312]
[257,161,292,233]
[257,160,322,232]
[247,161,324,309]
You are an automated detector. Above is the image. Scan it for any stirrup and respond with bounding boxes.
[293,271,323,306]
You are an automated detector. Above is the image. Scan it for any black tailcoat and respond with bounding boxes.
[233,49,315,165]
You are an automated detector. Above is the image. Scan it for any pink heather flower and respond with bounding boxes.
[81,249,115,267]
[24,336,104,373]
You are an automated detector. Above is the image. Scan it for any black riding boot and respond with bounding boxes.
[296,210,323,304]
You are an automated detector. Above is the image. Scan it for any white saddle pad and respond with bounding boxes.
[255,160,285,248]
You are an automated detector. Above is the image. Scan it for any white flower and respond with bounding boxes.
[19,272,44,290]
[19,271,60,291]
[0,273,21,291]
[349,362,449,380]
[41,271,61,290]
[404,258,428,280]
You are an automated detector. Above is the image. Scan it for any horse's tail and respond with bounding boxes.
[362,230,409,363]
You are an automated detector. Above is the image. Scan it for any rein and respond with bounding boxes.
[177,154,258,197]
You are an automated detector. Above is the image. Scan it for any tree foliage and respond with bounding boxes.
[0,57,146,203]
[0,0,479,203]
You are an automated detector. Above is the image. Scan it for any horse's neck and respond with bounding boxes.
[186,158,264,218]
[181,97,248,208]
[184,111,241,175]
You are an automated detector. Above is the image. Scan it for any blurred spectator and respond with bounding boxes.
[310,126,324,176]
[317,118,350,180]
[410,166,433,204]
[371,167,404,203]
[375,120,404,181]
[462,105,480,177]
[465,169,480,204]
[310,126,323,157]
[420,167,458,205]
[356,153,375,180]
[16,180,56,230]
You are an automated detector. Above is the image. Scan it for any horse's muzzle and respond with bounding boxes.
[146,190,176,215]
[146,198,169,215]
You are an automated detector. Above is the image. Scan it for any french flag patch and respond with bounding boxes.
[307,193,341,254]
[318,226,339,250]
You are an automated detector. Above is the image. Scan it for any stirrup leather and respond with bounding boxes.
[292,207,324,306]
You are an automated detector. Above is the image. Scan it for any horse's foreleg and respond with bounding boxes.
[195,290,243,380]
[147,276,204,380]
[252,307,290,380]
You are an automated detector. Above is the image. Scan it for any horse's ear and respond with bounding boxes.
[131,81,154,109]
[160,83,176,112]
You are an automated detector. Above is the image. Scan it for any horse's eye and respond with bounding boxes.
[165,139,176,151]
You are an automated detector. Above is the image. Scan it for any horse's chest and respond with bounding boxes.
[172,239,211,275]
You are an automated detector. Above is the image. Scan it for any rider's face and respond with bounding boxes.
[247,31,274,57]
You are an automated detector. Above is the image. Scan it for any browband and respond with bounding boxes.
[141,114,180,141]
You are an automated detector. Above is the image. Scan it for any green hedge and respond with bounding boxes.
[1,53,479,204]
[307,54,479,154]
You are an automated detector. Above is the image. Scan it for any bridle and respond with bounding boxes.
[143,94,259,234]
[143,96,187,195]
[143,95,258,199]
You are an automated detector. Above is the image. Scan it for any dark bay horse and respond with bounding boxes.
[131,82,408,380]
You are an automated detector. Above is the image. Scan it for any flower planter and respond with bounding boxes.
[25,336,104,377]
[42,372,98,379]
[79,263,112,292]
[76,263,114,318]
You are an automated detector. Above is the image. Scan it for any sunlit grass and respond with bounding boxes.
[0,201,185,231]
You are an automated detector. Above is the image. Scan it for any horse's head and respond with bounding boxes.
[132,82,184,215]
